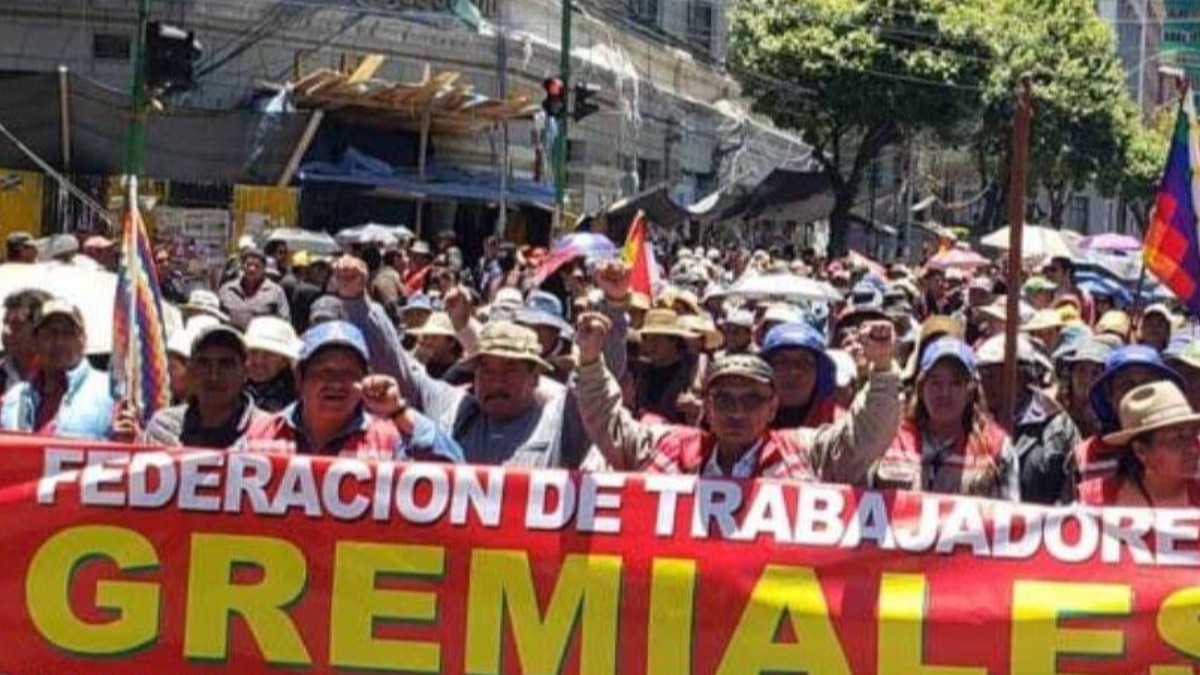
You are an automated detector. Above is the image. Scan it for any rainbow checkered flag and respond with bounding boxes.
[1145,88,1200,316]
[111,175,171,423]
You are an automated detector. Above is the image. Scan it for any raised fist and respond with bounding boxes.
[575,311,612,365]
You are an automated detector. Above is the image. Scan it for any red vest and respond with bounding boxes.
[648,426,815,480]
[873,420,1008,492]
[241,414,402,461]
[1073,435,1121,485]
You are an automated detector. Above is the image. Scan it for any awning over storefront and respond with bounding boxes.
[297,147,554,208]
[0,71,314,183]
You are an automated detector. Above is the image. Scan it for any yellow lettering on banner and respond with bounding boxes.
[26,526,160,656]
[1011,581,1131,674]
[329,542,444,672]
[648,558,696,674]
[1157,586,1200,660]
[716,565,850,675]
[464,550,621,675]
[183,533,311,665]
[877,574,985,675]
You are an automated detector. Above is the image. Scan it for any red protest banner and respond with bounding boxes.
[0,433,1197,674]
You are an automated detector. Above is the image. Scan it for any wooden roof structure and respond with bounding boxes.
[290,59,538,134]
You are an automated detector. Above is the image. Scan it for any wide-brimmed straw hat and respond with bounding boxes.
[462,321,552,372]
[409,312,460,341]
[638,309,693,339]
[1102,381,1200,446]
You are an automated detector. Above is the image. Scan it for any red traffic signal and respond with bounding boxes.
[542,77,566,118]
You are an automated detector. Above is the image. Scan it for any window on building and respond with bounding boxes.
[688,0,714,51]
[1069,195,1089,231]
[629,0,659,26]
[567,139,588,163]
[93,33,131,61]
[639,158,663,186]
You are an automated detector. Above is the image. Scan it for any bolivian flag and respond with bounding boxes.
[622,210,659,297]
[1146,90,1200,316]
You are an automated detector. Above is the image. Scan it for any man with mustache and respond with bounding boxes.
[328,255,630,468]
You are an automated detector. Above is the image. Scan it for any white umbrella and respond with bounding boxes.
[336,223,415,247]
[980,225,1078,260]
[265,228,341,255]
[729,272,842,303]
[0,263,181,355]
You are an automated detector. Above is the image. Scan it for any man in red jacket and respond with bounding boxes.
[574,313,900,481]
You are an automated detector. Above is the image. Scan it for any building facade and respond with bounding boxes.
[0,0,807,242]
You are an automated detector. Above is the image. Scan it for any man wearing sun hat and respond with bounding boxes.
[218,246,291,330]
[1,298,113,440]
[239,321,462,461]
[629,308,699,423]
[330,255,631,467]
[1137,303,1178,353]
[409,312,463,381]
[574,313,900,479]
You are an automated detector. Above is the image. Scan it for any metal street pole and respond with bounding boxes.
[1001,77,1032,433]
[123,0,151,177]
[554,0,572,232]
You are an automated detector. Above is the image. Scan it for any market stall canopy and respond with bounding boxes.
[297,147,554,208]
[0,71,314,183]
[289,61,538,134]
[577,183,689,238]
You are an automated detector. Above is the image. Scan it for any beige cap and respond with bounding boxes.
[35,299,84,332]
[409,312,459,340]
[463,321,552,372]
[245,316,302,361]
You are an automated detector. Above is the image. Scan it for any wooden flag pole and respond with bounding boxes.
[1001,77,1032,433]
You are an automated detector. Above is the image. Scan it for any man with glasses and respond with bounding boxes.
[574,314,900,480]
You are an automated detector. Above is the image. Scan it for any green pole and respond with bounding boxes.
[124,0,151,177]
[554,0,571,217]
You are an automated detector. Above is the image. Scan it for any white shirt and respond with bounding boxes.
[702,439,764,479]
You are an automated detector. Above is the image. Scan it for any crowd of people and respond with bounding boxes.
[2,227,1198,508]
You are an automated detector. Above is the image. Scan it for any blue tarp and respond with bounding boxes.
[296,147,555,209]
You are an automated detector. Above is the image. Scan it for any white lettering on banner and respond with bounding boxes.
[577,473,625,534]
[645,475,694,537]
[525,470,576,530]
[32,448,1200,568]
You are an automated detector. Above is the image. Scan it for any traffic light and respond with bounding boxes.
[573,82,600,122]
[145,22,202,95]
[542,77,566,119]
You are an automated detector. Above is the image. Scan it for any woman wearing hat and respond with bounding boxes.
[1078,382,1200,507]
[868,337,1018,499]
[244,317,302,413]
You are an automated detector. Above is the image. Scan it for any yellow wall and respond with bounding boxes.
[232,185,299,251]
[0,169,43,239]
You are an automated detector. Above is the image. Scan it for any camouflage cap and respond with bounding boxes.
[465,321,552,372]
[705,354,776,390]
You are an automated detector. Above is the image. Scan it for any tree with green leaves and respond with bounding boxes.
[971,0,1135,229]
[729,0,993,256]
[1113,106,1173,233]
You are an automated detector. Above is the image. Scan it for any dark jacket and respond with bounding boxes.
[1011,388,1081,505]
[246,370,298,413]
[144,394,265,448]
